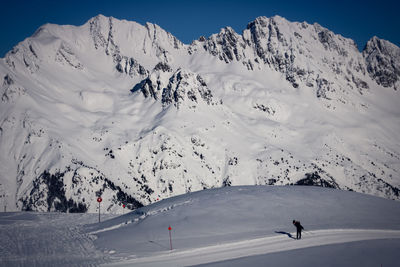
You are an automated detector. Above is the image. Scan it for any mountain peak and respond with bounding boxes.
[364,36,400,54]
[363,36,400,89]
[87,14,110,24]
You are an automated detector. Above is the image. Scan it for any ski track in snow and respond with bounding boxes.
[89,200,192,235]
[0,212,114,266]
[104,229,400,267]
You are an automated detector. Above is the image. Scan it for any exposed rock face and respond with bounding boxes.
[55,42,84,70]
[295,172,339,188]
[1,74,26,102]
[135,65,215,108]
[202,26,245,64]
[363,36,400,90]
[191,16,397,102]
[116,56,148,77]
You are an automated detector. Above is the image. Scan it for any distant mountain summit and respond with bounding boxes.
[363,36,400,89]
[0,14,399,212]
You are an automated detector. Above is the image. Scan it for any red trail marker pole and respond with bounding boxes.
[168,225,173,250]
[97,197,102,223]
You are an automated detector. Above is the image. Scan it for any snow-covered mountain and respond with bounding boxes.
[0,14,399,212]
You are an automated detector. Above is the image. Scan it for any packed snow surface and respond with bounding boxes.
[1,186,400,266]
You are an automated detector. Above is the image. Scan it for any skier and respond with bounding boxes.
[292,220,304,239]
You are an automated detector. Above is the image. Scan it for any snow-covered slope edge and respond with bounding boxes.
[0,14,399,213]
[85,186,400,266]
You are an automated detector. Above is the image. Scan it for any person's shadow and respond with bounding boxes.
[275,231,296,239]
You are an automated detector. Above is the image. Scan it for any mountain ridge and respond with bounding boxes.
[0,14,399,213]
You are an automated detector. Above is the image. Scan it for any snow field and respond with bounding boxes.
[1,186,400,266]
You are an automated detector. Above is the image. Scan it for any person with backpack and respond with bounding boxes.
[293,220,304,239]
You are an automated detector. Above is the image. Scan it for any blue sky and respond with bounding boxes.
[1,0,399,57]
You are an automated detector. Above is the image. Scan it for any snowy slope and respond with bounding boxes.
[81,185,400,266]
[1,186,400,266]
[0,15,400,212]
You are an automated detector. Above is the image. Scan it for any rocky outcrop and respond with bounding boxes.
[295,172,339,188]
[1,74,26,102]
[191,16,399,97]
[363,36,400,90]
[55,42,84,69]
[116,56,148,77]
[133,64,216,108]
[202,26,245,63]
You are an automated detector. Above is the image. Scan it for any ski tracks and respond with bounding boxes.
[104,229,400,267]
[0,213,107,266]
